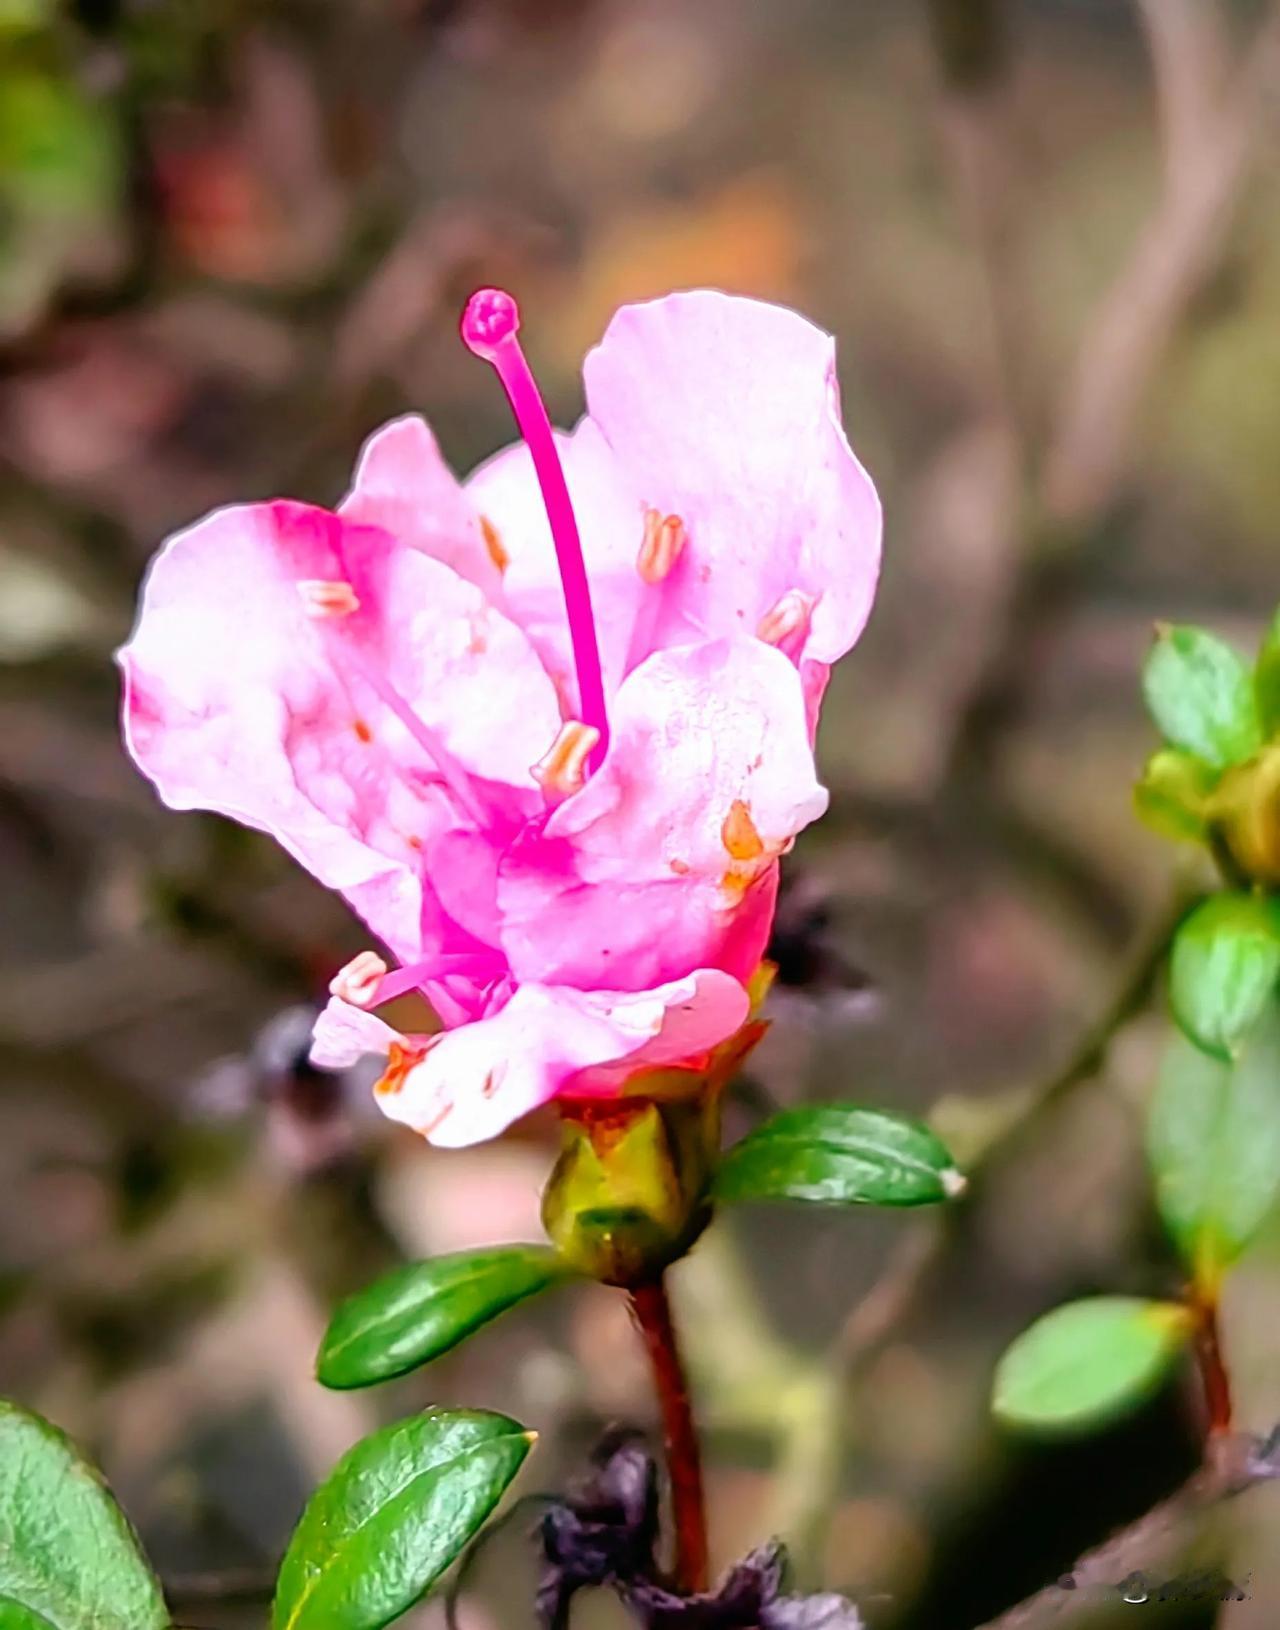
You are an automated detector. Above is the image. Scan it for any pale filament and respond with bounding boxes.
[332,950,499,1008]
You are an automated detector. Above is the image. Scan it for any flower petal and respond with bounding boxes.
[375,971,749,1147]
[310,996,401,1069]
[341,414,503,596]
[119,497,560,960]
[466,419,649,699]
[497,635,826,990]
[582,290,882,671]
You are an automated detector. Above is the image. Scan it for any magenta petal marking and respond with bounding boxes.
[461,288,609,757]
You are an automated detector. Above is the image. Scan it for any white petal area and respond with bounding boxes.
[310,996,400,1069]
[376,971,749,1148]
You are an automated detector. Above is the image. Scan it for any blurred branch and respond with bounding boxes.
[974,1428,1280,1630]
[931,0,1280,785]
[925,0,1038,449]
[925,0,1010,90]
[1043,0,1280,525]
[779,880,1192,1577]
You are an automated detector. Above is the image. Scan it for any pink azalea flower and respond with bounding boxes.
[118,288,881,1147]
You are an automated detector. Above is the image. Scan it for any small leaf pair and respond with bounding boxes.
[1136,614,1280,848]
[992,1007,1280,1435]
[0,1394,535,1630]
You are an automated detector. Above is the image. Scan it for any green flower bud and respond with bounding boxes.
[541,1096,720,1286]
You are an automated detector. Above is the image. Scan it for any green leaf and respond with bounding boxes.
[272,1408,533,1630]
[1142,624,1262,770]
[1133,748,1218,843]
[715,1105,965,1208]
[318,1246,572,1390]
[0,1604,59,1630]
[0,1400,168,1630]
[1147,1007,1280,1284]
[1169,893,1280,1059]
[992,1297,1192,1433]
[1257,606,1280,739]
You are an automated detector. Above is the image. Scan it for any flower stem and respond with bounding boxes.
[1192,1294,1233,1436]
[629,1277,710,1594]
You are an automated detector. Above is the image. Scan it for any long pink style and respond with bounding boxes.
[461,288,610,759]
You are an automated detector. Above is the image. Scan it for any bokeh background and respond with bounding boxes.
[2,1,1279,1625]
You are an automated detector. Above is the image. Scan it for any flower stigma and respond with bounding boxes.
[461,287,609,764]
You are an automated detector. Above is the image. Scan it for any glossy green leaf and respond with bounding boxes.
[318,1246,572,1390]
[1169,893,1280,1060]
[1257,606,1280,739]
[1133,748,1218,843]
[715,1105,965,1208]
[0,1401,167,1630]
[1142,624,1262,770]
[1147,1007,1280,1283]
[0,1604,58,1630]
[272,1408,532,1630]
[993,1297,1192,1433]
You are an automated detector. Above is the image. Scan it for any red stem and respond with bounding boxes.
[1192,1296,1233,1436]
[629,1277,710,1593]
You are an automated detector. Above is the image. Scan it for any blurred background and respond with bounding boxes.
[2,0,1279,1625]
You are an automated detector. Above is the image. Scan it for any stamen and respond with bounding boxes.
[461,288,609,759]
[376,952,498,1003]
[304,584,489,830]
[299,579,360,618]
[348,655,490,830]
[636,509,687,585]
[721,798,765,862]
[531,719,600,799]
[330,950,387,1006]
[757,590,815,654]
[374,1037,432,1098]
[479,515,510,575]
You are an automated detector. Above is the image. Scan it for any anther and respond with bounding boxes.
[757,590,815,653]
[330,950,387,1007]
[532,720,601,799]
[298,580,360,618]
[721,799,765,863]
[374,1037,431,1098]
[480,515,509,574]
[636,509,687,585]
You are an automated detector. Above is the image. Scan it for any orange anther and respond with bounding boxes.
[721,798,765,862]
[757,590,815,650]
[636,509,687,585]
[480,515,510,574]
[532,720,601,798]
[298,580,360,618]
